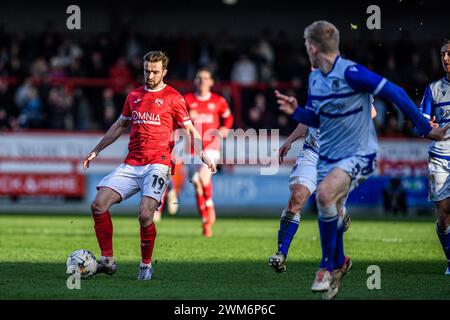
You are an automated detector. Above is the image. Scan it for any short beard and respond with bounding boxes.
[146,78,162,90]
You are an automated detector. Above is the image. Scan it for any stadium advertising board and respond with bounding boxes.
[0,132,432,211]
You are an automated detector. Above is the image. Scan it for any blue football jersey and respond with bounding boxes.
[420,77,450,158]
[307,57,378,161]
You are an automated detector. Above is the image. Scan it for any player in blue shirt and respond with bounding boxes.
[419,40,450,275]
[278,20,449,298]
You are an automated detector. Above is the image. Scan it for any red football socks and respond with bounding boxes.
[195,191,209,224]
[140,223,157,264]
[203,183,216,225]
[203,182,213,203]
[92,211,113,257]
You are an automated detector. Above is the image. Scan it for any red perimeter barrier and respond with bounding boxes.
[0,157,85,197]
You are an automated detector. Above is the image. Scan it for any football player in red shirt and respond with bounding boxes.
[184,67,234,237]
[82,51,216,280]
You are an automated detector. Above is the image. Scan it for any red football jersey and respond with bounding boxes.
[184,92,234,151]
[120,85,192,167]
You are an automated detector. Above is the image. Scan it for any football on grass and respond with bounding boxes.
[66,249,97,279]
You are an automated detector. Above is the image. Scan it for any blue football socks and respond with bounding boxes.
[318,205,338,271]
[277,210,300,258]
[436,223,450,269]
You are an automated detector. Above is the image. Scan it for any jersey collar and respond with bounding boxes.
[144,84,166,92]
[320,55,340,77]
[195,92,212,101]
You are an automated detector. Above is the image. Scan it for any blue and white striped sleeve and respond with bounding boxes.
[419,85,433,120]
[344,64,432,137]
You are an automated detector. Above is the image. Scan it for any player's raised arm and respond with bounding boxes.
[83,117,130,170]
[275,90,298,115]
[418,86,439,128]
[344,64,450,141]
[275,90,320,128]
[218,98,234,138]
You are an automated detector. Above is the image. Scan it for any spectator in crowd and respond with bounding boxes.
[382,113,403,137]
[68,57,86,77]
[0,108,9,130]
[0,78,16,126]
[246,93,269,130]
[87,51,108,78]
[30,57,49,78]
[109,57,132,93]
[101,88,117,130]
[255,34,275,66]
[46,86,73,130]
[18,86,42,128]
[48,57,67,80]
[231,54,258,85]
[14,78,42,128]
[0,25,445,135]
[216,34,238,81]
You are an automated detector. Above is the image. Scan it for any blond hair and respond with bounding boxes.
[304,20,340,53]
[143,51,169,69]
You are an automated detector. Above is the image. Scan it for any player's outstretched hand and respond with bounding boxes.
[279,139,292,164]
[83,151,97,170]
[201,151,217,173]
[430,116,438,128]
[427,124,450,141]
[275,90,298,115]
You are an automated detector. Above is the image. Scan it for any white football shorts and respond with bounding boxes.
[428,156,450,202]
[289,147,319,194]
[97,163,170,203]
[317,153,377,193]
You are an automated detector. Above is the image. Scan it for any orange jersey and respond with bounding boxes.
[184,92,234,151]
[120,85,192,167]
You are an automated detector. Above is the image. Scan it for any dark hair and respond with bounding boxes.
[196,66,214,78]
[142,51,169,69]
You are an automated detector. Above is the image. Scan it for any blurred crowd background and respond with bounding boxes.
[0,0,446,137]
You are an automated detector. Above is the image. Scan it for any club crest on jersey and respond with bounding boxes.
[155,98,164,106]
[132,110,161,125]
[332,79,340,91]
[207,102,216,110]
[440,84,447,96]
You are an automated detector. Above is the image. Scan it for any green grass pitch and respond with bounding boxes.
[0,214,448,300]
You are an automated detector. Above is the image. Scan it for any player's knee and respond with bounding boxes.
[139,209,153,227]
[437,211,450,229]
[91,200,109,215]
[290,189,308,212]
[436,201,450,228]
[199,175,210,187]
[316,187,335,208]
[193,181,203,195]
